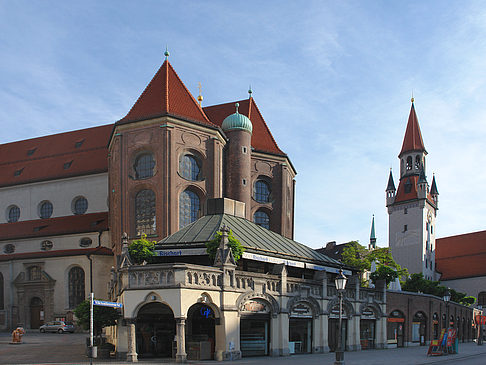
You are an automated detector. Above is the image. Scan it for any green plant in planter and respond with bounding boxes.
[206,230,245,262]
[128,233,155,264]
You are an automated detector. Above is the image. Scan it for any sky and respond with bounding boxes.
[1,1,486,249]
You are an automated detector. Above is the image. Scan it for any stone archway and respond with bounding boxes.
[135,302,175,358]
[186,303,216,360]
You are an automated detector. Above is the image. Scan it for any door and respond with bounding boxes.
[30,297,44,329]
[240,317,269,357]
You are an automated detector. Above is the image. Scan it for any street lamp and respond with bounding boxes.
[443,288,451,330]
[478,305,483,346]
[334,268,348,365]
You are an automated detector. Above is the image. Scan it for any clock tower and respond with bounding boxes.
[386,99,439,280]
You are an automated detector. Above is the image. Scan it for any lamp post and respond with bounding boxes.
[443,288,451,330]
[334,269,348,365]
[478,305,483,346]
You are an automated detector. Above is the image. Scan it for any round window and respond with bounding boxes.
[39,201,53,219]
[41,240,53,251]
[4,244,15,254]
[7,205,20,223]
[80,237,92,247]
[73,197,88,215]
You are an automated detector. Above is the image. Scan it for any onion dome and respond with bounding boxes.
[222,103,253,134]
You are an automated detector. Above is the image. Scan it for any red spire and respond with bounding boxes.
[399,102,427,157]
[118,60,213,126]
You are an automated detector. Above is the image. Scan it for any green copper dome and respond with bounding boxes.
[222,103,253,134]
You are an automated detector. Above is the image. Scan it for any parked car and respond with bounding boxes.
[39,321,75,333]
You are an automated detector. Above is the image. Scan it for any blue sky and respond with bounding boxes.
[2,1,486,248]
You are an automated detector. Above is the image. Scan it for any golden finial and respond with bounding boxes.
[411,91,414,103]
[197,82,203,106]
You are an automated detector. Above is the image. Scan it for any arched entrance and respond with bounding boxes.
[360,305,377,350]
[288,301,314,354]
[412,311,427,345]
[239,298,272,357]
[186,303,216,360]
[387,310,405,347]
[328,302,349,352]
[136,302,175,358]
[30,297,44,329]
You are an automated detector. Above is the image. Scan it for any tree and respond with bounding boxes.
[370,265,398,286]
[74,300,121,340]
[128,233,155,264]
[341,241,408,285]
[402,273,476,306]
[206,230,245,262]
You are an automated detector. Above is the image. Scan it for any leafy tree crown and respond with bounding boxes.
[206,229,245,262]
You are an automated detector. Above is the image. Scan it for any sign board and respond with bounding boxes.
[305,263,352,275]
[290,302,313,318]
[93,300,123,309]
[241,300,270,314]
[155,248,207,257]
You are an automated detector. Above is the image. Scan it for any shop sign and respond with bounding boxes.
[242,300,269,313]
[155,248,207,256]
[387,317,404,323]
[361,307,375,319]
[290,303,312,318]
[330,305,346,317]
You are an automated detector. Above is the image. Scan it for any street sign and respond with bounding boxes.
[93,299,123,308]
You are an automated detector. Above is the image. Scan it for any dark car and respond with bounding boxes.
[39,321,75,333]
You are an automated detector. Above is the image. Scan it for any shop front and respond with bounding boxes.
[136,302,175,358]
[387,310,405,348]
[359,306,376,350]
[412,311,427,345]
[186,303,216,360]
[328,302,348,352]
[288,302,313,354]
[239,299,271,357]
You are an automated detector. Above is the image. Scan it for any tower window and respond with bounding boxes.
[404,208,408,214]
[404,178,412,194]
[415,155,421,170]
[254,210,270,229]
[135,189,156,235]
[403,225,408,232]
[134,153,155,179]
[254,179,271,203]
[179,154,201,181]
[406,156,412,171]
[179,189,200,229]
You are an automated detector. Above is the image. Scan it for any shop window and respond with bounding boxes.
[8,205,20,223]
[179,190,200,229]
[179,154,201,181]
[68,267,85,309]
[134,153,155,179]
[135,189,156,236]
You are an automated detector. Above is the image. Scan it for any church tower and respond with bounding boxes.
[386,99,439,280]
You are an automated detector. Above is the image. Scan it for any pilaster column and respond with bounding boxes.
[176,318,187,362]
[126,319,138,362]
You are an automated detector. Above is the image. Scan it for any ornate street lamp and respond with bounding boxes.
[478,305,483,346]
[443,288,451,330]
[334,268,348,365]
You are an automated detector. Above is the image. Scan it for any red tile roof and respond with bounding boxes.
[0,246,113,262]
[436,230,486,280]
[0,124,113,187]
[399,103,427,157]
[0,212,108,241]
[394,175,435,205]
[204,98,284,155]
[118,60,213,127]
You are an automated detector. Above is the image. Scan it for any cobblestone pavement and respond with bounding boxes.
[1,331,486,364]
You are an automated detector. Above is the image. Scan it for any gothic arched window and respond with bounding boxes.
[415,155,421,170]
[406,156,412,171]
[254,210,270,229]
[179,154,201,181]
[179,190,200,229]
[69,267,85,309]
[254,180,271,203]
[134,153,155,179]
[135,189,156,236]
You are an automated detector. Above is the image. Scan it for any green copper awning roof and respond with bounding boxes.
[158,213,341,266]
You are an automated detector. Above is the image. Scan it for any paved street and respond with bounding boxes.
[1,331,486,364]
